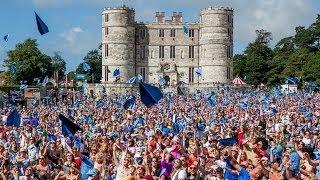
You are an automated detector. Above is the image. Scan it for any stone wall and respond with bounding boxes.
[101,6,233,87]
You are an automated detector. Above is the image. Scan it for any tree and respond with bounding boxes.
[243,30,273,86]
[232,54,247,78]
[51,52,66,81]
[4,39,53,85]
[76,46,102,83]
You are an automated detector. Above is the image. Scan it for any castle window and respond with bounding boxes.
[105,66,109,82]
[105,44,109,57]
[105,14,109,22]
[189,67,194,83]
[189,29,194,37]
[140,29,146,39]
[227,46,232,58]
[203,49,207,57]
[227,67,230,80]
[140,67,146,80]
[140,46,146,59]
[170,46,175,58]
[151,50,154,59]
[181,50,184,59]
[170,29,176,37]
[189,46,194,58]
[159,29,164,37]
[159,46,164,58]
[105,27,108,36]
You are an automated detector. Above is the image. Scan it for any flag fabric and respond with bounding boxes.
[239,102,248,109]
[195,68,202,76]
[128,76,137,84]
[137,74,143,81]
[20,84,28,91]
[123,96,136,110]
[82,63,91,72]
[81,156,94,180]
[35,12,49,35]
[285,77,298,84]
[42,76,49,86]
[183,25,189,36]
[58,114,82,137]
[159,76,166,86]
[6,109,21,127]
[113,68,120,77]
[207,94,217,106]
[219,136,237,146]
[3,34,9,42]
[139,82,163,107]
[9,65,17,74]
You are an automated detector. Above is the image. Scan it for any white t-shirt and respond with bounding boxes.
[172,169,187,180]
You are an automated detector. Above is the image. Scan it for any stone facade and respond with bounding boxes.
[101,6,233,86]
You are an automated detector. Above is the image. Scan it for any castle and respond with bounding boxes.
[101,6,233,87]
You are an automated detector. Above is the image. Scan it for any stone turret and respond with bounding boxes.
[199,7,233,84]
[101,6,135,83]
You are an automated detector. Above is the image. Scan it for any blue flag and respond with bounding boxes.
[20,84,28,91]
[123,96,136,110]
[3,34,9,42]
[9,65,17,74]
[35,12,49,35]
[207,94,217,106]
[82,63,91,72]
[159,76,166,86]
[113,68,120,77]
[59,114,82,137]
[139,82,163,107]
[285,76,298,84]
[6,109,20,127]
[81,156,94,180]
[183,25,189,36]
[128,76,137,84]
[195,68,202,76]
[42,76,49,86]
[219,136,237,146]
[137,74,143,81]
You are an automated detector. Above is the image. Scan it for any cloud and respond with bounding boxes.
[59,27,98,55]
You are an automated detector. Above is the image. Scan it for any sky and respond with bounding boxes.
[0,0,319,72]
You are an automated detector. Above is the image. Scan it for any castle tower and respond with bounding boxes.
[199,7,233,84]
[101,6,135,84]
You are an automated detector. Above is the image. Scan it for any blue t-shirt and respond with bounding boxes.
[238,168,250,180]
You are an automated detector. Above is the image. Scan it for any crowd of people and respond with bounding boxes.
[0,86,319,180]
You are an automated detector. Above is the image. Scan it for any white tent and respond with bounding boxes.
[232,76,246,85]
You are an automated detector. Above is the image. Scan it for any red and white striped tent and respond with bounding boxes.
[232,76,246,85]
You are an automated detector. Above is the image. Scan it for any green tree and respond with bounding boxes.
[76,47,102,83]
[243,29,273,86]
[4,39,53,85]
[51,52,66,81]
[232,54,247,78]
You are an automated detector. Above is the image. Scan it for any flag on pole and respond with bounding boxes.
[139,82,163,107]
[113,68,120,77]
[9,65,17,74]
[195,68,202,76]
[58,114,82,137]
[128,76,137,84]
[6,109,21,127]
[123,96,136,110]
[3,34,9,42]
[35,12,49,35]
[82,63,91,72]
[183,25,189,36]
